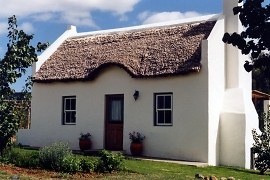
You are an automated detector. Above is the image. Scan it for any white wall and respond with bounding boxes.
[18,65,209,163]
[206,17,225,166]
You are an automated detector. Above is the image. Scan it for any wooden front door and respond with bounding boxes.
[105,94,124,150]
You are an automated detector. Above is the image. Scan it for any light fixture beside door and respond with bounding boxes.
[133,90,139,101]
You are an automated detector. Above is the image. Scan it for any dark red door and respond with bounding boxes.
[105,95,124,150]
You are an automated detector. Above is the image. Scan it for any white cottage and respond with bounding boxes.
[18,0,258,169]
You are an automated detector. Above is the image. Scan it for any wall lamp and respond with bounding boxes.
[133,90,139,101]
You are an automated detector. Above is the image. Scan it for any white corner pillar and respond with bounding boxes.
[220,0,259,169]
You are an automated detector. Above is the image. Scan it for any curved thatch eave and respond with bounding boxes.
[33,61,201,83]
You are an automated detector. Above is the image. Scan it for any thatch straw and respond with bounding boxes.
[34,21,216,82]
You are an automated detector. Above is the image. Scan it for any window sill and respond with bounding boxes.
[63,123,76,125]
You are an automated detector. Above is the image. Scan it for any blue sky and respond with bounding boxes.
[0,0,265,91]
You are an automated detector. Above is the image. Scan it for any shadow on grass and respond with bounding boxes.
[225,166,270,176]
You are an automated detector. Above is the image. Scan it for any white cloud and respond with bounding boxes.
[32,13,55,21]
[19,22,35,33]
[0,0,140,27]
[61,11,97,27]
[137,11,151,21]
[0,22,8,35]
[138,11,205,24]
[119,15,129,22]
[0,21,34,36]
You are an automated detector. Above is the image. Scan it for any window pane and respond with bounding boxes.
[157,96,164,109]
[71,111,76,123]
[111,100,122,121]
[71,99,76,110]
[165,110,172,124]
[63,96,76,125]
[66,99,71,110]
[157,111,164,124]
[65,112,71,123]
[165,95,171,109]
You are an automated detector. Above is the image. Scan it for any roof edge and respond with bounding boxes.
[35,26,77,74]
[72,14,220,39]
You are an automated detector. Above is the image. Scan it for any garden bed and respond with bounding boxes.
[0,163,99,179]
[1,146,270,179]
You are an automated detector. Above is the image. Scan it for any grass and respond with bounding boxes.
[0,171,37,180]
[0,171,10,179]
[122,159,270,180]
[1,147,270,179]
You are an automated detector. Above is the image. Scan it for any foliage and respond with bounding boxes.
[0,103,18,155]
[0,15,48,155]
[0,148,39,168]
[61,155,81,173]
[39,142,72,171]
[79,157,97,172]
[0,147,98,174]
[60,154,99,173]
[79,132,91,140]
[252,110,270,175]
[97,150,124,173]
[129,131,145,143]
[222,0,270,72]
[252,56,270,95]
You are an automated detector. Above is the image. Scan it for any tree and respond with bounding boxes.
[252,110,270,174]
[0,15,48,155]
[222,0,270,72]
[252,55,270,93]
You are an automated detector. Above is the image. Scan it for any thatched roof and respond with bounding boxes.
[34,20,216,82]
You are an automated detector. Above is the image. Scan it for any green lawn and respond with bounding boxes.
[0,171,37,180]
[1,148,270,179]
[122,159,270,180]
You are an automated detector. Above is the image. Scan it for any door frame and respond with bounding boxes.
[104,94,124,150]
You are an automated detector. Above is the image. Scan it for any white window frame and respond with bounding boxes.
[155,93,173,126]
[63,96,76,125]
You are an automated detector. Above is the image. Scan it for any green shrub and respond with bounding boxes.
[97,150,124,173]
[0,148,39,168]
[58,154,98,173]
[0,149,16,164]
[0,146,100,174]
[17,152,39,168]
[61,155,81,173]
[252,111,270,175]
[39,142,72,171]
[79,157,97,172]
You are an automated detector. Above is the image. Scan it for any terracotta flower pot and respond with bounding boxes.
[79,139,92,151]
[130,142,143,156]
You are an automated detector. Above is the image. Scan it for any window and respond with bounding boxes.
[110,99,123,122]
[63,96,76,125]
[106,95,124,123]
[154,93,172,126]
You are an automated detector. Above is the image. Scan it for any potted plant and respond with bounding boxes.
[79,132,92,151]
[129,131,145,156]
